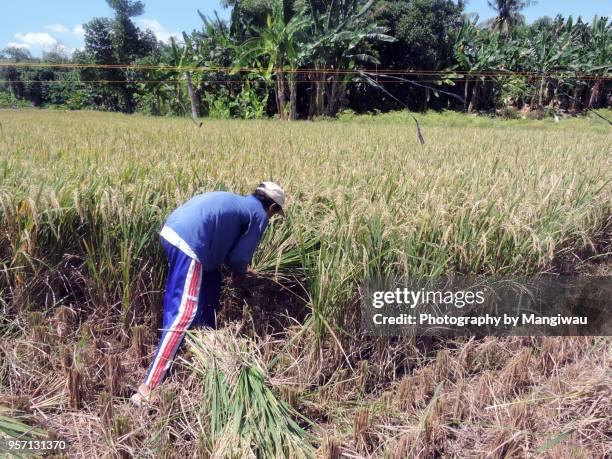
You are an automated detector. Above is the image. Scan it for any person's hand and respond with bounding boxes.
[232,270,254,297]
[233,267,256,284]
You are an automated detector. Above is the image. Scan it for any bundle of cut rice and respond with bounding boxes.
[185,327,315,459]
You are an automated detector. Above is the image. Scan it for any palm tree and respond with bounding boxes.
[487,0,535,35]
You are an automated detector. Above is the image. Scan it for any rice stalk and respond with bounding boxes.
[184,328,316,458]
[0,411,46,440]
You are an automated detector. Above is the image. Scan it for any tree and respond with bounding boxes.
[584,16,611,108]
[221,0,275,41]
[175,34,202,119]
[0,47,32,61]
[134,42,185,116]
[108,0,146,61]
[0,47,33,102]
[238,1,308,119]
[79,0,159,112]
[374,0,463,70]
[233,0,394,119]
[521,16,576,109]
[42,45,72,64]
[532,16,553,31]
[79,18,117,109]
[371,0,464,110]
[188,10,271,119]
[453,21,509,111]
[304,0,394,117]
[487,0,535,35]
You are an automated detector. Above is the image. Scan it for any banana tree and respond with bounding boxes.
[134,46,194,117]
[237,1,308,120]
[584,16,611,108]
[178,33,203,119]
[454,23,507,112]
[134,55,172,115]
[138,37,202,121]
[192,11,242,112]
[520,18,576,109]
[304,0,394,117]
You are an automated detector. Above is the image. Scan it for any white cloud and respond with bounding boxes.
[45,24,69,33]
[137,18,180,43]
[7,42,31,50]
[14,32,58,48]
[73,25,85,36]
[8,28,81,57]
[50,43,74,55]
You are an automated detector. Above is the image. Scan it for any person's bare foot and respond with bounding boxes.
[130,383,151,407]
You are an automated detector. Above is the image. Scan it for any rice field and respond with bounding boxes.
[0,109,611,457]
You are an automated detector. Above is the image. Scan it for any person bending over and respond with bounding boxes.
[131,182,285,406]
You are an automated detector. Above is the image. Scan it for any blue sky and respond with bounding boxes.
[2,1,610,56]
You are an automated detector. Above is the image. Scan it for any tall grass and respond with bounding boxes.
[1,109,610,342]
[1,110,610,457]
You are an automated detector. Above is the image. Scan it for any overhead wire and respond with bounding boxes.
[9,78,610,84]
[0,62,610,78]
[2,62,609,140]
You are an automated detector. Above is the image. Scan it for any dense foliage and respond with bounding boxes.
[1,0,610,117]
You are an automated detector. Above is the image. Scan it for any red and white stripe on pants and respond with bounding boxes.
[145,258,202,389]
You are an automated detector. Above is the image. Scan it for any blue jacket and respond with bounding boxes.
[163,191,269,274]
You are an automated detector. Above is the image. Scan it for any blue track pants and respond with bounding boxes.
[144,237,221,389]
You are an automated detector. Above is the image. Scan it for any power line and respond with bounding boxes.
[0,77,612,85]
[2,76,610,85]
[0,79,453,85]
[0,62,610,78]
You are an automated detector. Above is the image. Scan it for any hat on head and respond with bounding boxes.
[255,181,285,211]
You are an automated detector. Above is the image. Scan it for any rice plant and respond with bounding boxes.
[0,109,610,457]
[0,410,46,440]
[185,328,316,458]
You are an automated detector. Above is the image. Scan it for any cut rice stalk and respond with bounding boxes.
[184,327,316,458]
[0,412,46,440]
